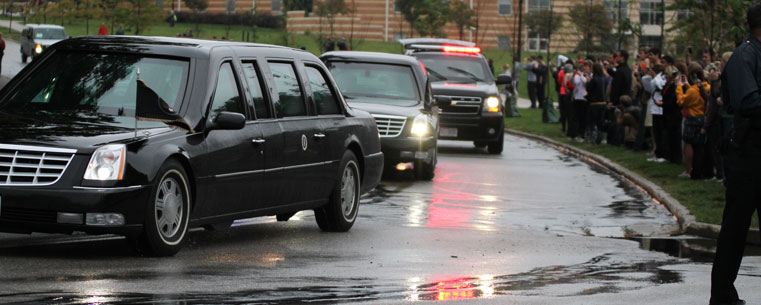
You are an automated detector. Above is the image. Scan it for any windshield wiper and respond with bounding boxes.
[424,67,447,81]
[446,66,483,82]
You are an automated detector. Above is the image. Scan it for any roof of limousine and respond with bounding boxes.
[53,35,311,59]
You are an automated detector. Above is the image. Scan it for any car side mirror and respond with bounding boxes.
[495,74,512,85]
[210,111,245,130]
[435,95,451,107]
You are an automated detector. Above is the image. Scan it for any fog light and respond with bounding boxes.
[396,162,414,171]
[86,213,125,226]
[57,212,83,224]
[488,128,496,134]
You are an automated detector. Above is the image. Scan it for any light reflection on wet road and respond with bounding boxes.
[0,134,759,305]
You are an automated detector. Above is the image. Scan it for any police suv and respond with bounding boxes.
[400,38,508,154]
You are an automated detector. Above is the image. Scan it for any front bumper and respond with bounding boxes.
[380,136,436,164]
[0,185,151,236]
[438,112,504,142]
[361,152,384,194]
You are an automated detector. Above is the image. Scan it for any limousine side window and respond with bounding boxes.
[241,62,271,119]
[210,62,245,120]
[268,62,306,118]
[305,65,340,115]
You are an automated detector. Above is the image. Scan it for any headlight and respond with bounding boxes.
[83,144,126,181]
[410,114,429,137]
[34,44,42,54]
[484,96,500,113]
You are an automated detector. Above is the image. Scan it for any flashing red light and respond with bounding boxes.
[443,45,481,54]
[419,61,427,75]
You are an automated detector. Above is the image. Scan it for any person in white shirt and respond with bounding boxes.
[567,62,589,140]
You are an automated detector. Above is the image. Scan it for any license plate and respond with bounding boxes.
[440,127,457,137]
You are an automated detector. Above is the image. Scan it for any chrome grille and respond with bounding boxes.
[437,96,482,114]
[372,114,407,138]
[0,144,76,186]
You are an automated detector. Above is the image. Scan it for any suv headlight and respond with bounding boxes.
[35,44,43,54]
[410,114,430,137]
[84,144,126,181]
[484,96,500,113]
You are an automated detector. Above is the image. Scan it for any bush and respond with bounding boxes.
[169,11,285,29]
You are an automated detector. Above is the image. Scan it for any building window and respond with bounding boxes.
[226,0,236,13]
[271,0,281,12]
[639,36,661,49]
[499,0,512,15]
[676,9,690,20]
[639,1,663,25]
[393,32,408,41]
[394,0,401,13]
[527,0,549,12]
[604,0,628,24]
[527,32,547,52]
[498,35,511,51]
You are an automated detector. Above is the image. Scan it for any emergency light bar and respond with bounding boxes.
[443,46,481,54]
[406,44,482,55]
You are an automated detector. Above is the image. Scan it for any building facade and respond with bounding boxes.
[196,0,678,53]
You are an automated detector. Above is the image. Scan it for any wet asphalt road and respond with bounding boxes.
[1,135,759,304]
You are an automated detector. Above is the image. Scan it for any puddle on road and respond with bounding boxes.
[5,253,685,304]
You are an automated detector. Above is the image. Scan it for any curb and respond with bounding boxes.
[506,128,761,245]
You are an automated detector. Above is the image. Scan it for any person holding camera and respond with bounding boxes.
[676,63,710,179]
[711,3,761,305]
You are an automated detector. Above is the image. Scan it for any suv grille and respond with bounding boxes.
[372,114,407,138]
[0,144,76,186]
[437,96,482,114]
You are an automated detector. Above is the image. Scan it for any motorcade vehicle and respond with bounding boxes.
[0,36,384,256]
[399,38,510,154]
[321,51,447,180]
[20,24,67,63]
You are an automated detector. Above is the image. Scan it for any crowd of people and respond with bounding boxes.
[517,47,732,181]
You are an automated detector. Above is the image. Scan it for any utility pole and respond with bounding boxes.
[516,0,524,62]
[660,0,664,50]
[546,0,553,99]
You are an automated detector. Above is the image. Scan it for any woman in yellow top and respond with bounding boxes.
[675,63,710,179]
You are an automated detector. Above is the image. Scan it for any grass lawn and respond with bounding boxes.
[505,107,758,228]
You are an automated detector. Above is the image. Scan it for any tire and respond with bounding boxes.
[133,159,191,257]
[314,150,360,232]
[21,53,27,63]
[488,131,504,154]
[415,146,436,181]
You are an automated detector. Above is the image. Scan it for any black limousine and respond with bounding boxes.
[321,51,444,180]
[0,36,383,256]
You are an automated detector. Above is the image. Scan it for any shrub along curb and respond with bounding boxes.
[506,128,760,245]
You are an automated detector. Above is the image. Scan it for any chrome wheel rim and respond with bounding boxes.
[340,162,358,218]
[155,176,184,240]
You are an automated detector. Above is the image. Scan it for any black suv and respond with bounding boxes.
[400,38,508,154]
[322,51,445,180]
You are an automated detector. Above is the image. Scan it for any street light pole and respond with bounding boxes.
[517,0,524,62]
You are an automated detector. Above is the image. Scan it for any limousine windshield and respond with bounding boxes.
[0,51,189,129]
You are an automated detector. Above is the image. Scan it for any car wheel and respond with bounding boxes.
[21,53,27,63]
[415,146,436,181]
[314,150,360,232]
[487,130,504,154]
[133,159,191,257]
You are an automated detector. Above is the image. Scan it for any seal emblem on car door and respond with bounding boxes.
[301,134,308,151]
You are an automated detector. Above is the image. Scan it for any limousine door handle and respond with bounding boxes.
[313,133,326,140]
[251,138,266,145]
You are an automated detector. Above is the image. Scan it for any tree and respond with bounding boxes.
[412,0,450,37]
[568,3,613,53]
[668,0,751,57]
[184,0,209,35]
[525,9,563,45]
[314,0,349,37]
[49,0,75,26]
[75,0,100,35]
[450,0,474,40]
[396,0,419,38]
